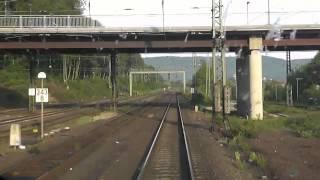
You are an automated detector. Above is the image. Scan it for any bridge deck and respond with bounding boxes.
[0,15,319,52]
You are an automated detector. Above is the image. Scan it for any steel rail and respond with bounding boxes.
[136,95,195,180]
[177,95,195,180]
[0,109,75,126]
[136,103,171,180]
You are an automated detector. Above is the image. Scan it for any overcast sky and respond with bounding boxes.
[84,0,320,59]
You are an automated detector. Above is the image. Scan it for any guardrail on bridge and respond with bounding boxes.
[0,15,101,28]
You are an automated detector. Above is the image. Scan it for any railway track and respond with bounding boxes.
[0,93,161,128]
[135,94,194,180]
[0,108,76,127]
[0,94,169,180]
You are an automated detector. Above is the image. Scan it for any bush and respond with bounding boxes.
[229,134,251,151]
[230,118,259,138]
[285,114,320,138]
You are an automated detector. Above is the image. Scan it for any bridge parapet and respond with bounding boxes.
[0,15,101,28]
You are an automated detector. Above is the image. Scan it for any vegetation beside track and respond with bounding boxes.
[188,98,320,174]
[210,102,320,175]
[0,55,165,108]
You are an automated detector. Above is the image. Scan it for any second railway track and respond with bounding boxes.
[135,94,194,180]
[0,108,76,126]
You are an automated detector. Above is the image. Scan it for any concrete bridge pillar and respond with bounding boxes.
[236,37,263,120]
[236,50,250,117]
[249,37,263,120]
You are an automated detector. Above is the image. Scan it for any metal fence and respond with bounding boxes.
[0,15,101,28]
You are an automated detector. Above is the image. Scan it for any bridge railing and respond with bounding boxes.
[0,11,319,29]
[0,15,102,28]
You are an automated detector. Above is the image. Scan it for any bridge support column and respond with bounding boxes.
[236,50,250,117]
[111,52,118,111]
[248,37,263,120]
[236,37,263,120]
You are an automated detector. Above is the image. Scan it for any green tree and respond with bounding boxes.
[289,51,320,103]
[1,0,85,15]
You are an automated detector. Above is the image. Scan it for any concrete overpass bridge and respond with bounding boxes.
[0,15,319,53]
[0,15,319,119]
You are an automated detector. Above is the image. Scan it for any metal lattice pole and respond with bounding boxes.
[212,0,229,131]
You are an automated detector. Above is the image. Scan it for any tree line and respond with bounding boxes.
[289,52,320,104]
[0,0,85,15]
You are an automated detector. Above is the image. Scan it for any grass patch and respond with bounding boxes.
[229,115,286,139]
[265,103,306,114]
[225,103,320,172]
[249,152,267,170]
[264,103,320,138]
[227,102,320,139]
[75,116,93,126]
[285,113,320,138]
[234,151,247,171]
[229,134,251,152]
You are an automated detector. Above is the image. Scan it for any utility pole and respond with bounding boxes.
[275,84,278,101]
[296,78,303,104]
[205,60,208,96]
[88,0,91,17]
[3,0,15,16]
[28,2,32,15]
[108,56,112,89]
[211,0,217,131]
[192,53,197,93]
[267,0,271,24]
[246,1,250,25]
[208,57,211,97]
[211,0,229,132]
[161,0,165,38]
[286,50,293,106]
[4,0,8,16]
[110,52,118,111]
[28,54,36,112]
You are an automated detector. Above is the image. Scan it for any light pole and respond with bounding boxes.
[267,0,270,24]
[296,77,303,103]
[28,2,32,15]
[233,74,237,100]
[263,77,267,100]
[161,0,165,35]
[3,0,16,16]
[4,0,7,15]
[246,1,250,25]
[275,84,278,101]
[37,72,46,139]
[88,0,91,17]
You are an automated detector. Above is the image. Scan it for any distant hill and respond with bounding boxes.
[144,56,311,82]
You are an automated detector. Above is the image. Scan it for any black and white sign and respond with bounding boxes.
[36,88,49,103]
